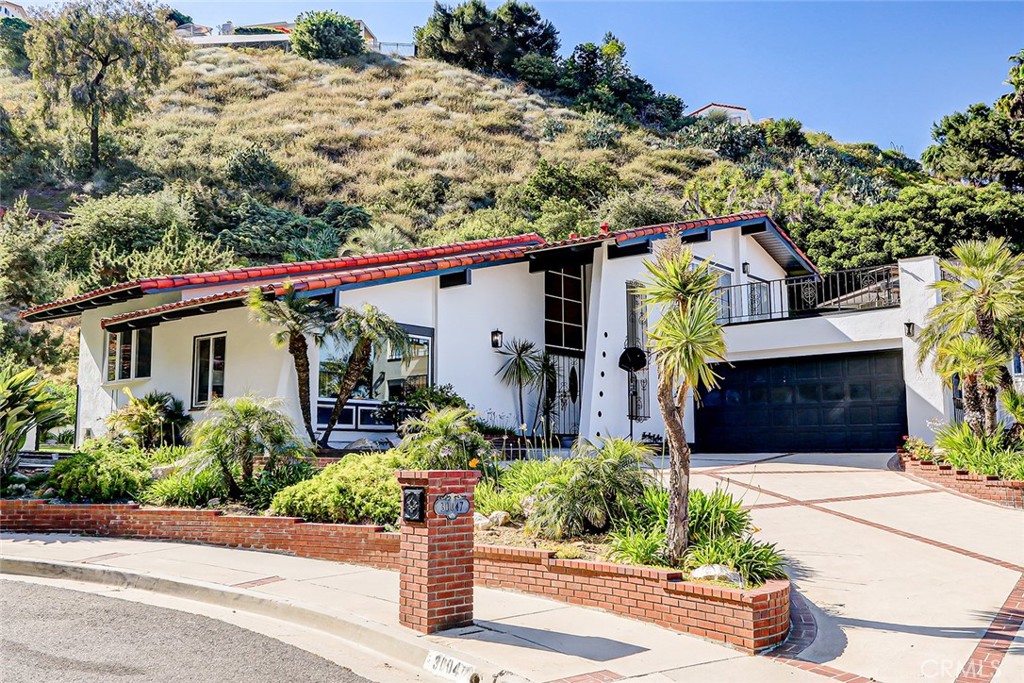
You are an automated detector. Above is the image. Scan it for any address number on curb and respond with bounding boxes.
[433,493,471,520]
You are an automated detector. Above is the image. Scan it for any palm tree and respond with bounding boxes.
[319,304,411,448]
[936,336,1008,435]
[918,238,1024,431]
[495,338,543,431]
[188,396,307,500]
[635,241,726,565]
[247,283,336,442]
[398,405,491,470]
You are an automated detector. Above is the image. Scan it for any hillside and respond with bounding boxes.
[2,47,1022,276]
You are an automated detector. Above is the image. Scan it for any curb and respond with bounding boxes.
[0,556,517,683]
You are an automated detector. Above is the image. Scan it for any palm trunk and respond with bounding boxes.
[981,384,1000,436]
[218,457,242,499]
[318,338,372,449]
[962,375,985,436]
[288,333,316,442]
[518,383,526,432]
[659,375,691,565]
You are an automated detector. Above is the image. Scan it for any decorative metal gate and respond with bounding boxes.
[546,353,584,436]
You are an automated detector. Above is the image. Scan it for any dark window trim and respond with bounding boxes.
[191,331,227,411]
[104,328,153,384]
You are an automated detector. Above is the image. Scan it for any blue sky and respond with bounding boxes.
[169,1,1022,158]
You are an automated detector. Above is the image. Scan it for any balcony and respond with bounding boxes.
[712,264,901,326]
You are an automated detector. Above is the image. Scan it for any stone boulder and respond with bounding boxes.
[488,510,511,527]
[691,563,744,588]
[473,512,493,530]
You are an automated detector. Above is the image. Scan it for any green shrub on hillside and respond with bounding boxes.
[269,451,409,524]
[224,143,291,198]
[291,11,365,61]
[49,441,152,503]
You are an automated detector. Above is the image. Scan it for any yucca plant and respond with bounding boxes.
[495,337,544,430]
[635,240,726,563]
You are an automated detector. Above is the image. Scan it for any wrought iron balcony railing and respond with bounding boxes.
[712,263,901,326]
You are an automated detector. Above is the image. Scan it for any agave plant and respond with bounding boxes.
[1,366,65,477]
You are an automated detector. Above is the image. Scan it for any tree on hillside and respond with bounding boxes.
[26,0,185,171]
[922,50,1024,192]
[161,8,191,26]
[0,17,30,73]
[492,1,558,72]
[291,10,365,60]
[635,242,726,563]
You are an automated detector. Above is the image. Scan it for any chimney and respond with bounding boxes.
[599,222,610,235]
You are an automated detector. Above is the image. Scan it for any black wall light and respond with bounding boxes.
[904,321,916,338]
[491,329,503,348]
[741,262,750,275]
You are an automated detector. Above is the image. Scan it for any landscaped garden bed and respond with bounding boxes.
[898,434,1024,508]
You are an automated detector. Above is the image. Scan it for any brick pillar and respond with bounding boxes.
[396,469,480,634]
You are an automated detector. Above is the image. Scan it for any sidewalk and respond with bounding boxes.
[0,532,819,683]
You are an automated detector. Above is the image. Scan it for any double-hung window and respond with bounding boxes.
[193,333,226,408]
[105,328,152,382]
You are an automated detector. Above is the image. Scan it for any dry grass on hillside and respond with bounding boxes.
[3,49,698,219]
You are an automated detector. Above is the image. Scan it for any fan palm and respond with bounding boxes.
[918,238,1024,434]
[495,337,544,431]
[248,283,336,442]
[319,304,411,448]
[188,396,307,500]
[936,336,1008,436]
[339,224,411,256]
[634,241,726,564]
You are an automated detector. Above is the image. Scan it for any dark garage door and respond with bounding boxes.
[695,350,907,452]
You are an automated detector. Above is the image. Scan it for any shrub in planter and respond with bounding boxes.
[49,440,151,503]
[683,536,787,587]
[474,479,522,518]
[144,467,226,507]
[934,421,1024,479]
[688,487,752,546]
[608,526,667,566]
[269,450,409,525]
[242,460,317,511]
[106,390,191,448]
[526,438,654,539]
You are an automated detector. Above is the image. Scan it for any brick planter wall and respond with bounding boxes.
[475,545,789,653]
[0,500,402,569]
[0,500,790,653]
[899,453,1024,509]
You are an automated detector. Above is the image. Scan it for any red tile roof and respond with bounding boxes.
[99,244,534,329]
[690,102,750,115]
[23,233,543,321]
[611,211,769,242]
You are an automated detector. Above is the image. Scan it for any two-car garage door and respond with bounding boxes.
[695,350,907,452]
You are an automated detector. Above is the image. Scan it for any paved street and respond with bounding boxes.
[0,580,375,683]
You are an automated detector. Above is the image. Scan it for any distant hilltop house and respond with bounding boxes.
[0,1,29,20]
[691,103,754,125]
[192,17,412,55]
[173,22,213,38]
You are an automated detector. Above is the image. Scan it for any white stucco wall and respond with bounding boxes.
[77,301,301,445]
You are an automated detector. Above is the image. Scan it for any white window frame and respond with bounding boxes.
[104,328,152,383]
[192,332,227,409]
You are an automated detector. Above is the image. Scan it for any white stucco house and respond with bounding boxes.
[0,1,28,20]
[691,103,754,126]
[22,211,961,452]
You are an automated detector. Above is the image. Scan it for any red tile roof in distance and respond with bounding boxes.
[23,233,544,321]
[99,244,535,329]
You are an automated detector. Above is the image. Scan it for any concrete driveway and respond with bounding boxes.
[687,452,1024,683]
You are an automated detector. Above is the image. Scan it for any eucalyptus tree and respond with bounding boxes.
[247,284,336,442]
[635,240,726,564]
[26,0,185,170]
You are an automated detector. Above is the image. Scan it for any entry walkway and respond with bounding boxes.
[2,452,1022,683]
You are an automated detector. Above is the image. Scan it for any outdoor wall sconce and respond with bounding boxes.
[904,321,916,338]
[741,262,750,275]
[491,329,503,348]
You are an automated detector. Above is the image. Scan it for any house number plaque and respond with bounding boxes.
[432,493,471,520]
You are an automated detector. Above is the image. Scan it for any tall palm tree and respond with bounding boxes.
[936,337,1008,436]
[248,283,336,442]
[918,238,1024,431]
[635,241,726,565]
[319,304,411,448]
[495,337,543,431]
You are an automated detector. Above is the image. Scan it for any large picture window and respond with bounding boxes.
[193,333,226,408]
[105,328,152,382]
